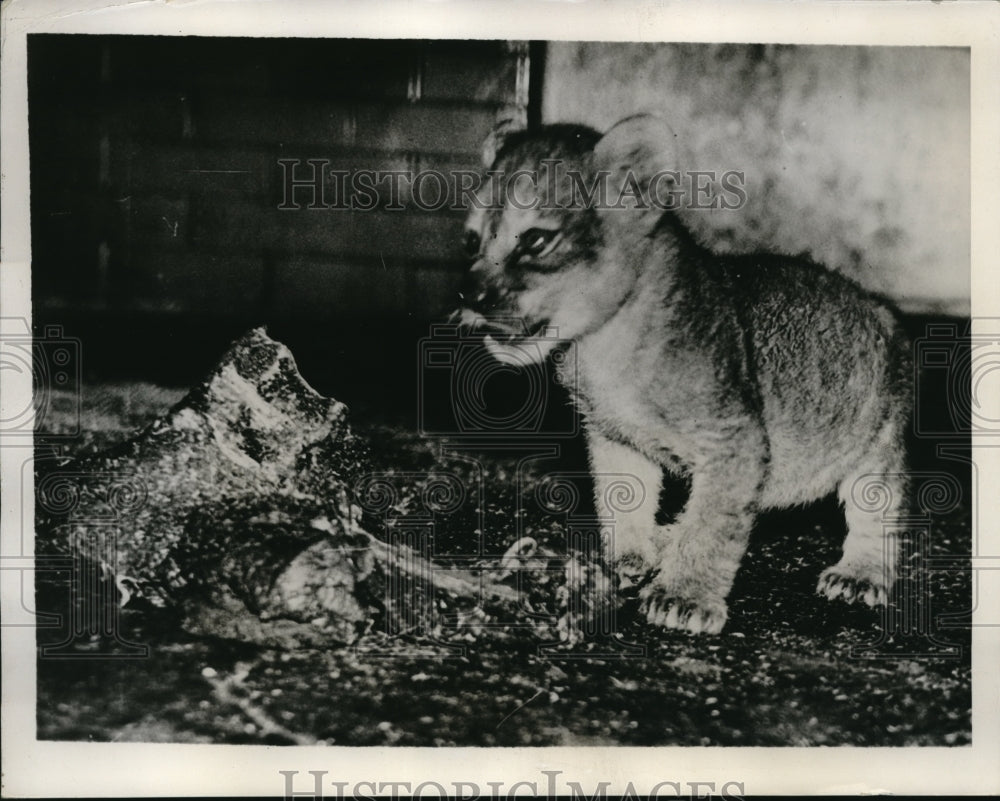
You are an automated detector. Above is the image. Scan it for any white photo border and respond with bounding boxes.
[2,0,999,796]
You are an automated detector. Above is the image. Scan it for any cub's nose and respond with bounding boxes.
[460,267,503,314]
[465,285,503,314]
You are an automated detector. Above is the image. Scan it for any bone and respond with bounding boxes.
[35,328,607,648]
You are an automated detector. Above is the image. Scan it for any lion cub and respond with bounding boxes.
[458,115,910,634]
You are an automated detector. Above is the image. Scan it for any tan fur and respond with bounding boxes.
[459,115,910,635]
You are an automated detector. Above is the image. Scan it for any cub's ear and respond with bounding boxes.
[482,117,524,169]
[594,113,679,213]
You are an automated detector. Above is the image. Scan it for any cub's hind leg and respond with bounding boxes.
[818,420,906,607]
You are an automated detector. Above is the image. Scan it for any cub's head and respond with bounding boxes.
[457,114,678,363]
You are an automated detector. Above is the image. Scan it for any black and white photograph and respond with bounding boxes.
[2,0,999,797]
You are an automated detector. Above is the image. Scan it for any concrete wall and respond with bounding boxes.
[542,43,970,314]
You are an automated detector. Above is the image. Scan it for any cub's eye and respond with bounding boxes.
[519,228,559,257]
[463,230,481,258]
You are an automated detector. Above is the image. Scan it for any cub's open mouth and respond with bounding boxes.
[483,318,550,342]
[450,308,550,341]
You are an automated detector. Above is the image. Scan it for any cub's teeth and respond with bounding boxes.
[476,291,487,302]
[457,291,465,300]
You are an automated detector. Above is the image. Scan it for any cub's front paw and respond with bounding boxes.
[640,588,727,635]
[816,567,890,606]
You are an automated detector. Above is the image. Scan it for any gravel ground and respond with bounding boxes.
[35,381,972,746]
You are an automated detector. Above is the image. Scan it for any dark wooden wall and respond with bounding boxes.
[29,35,527,323]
